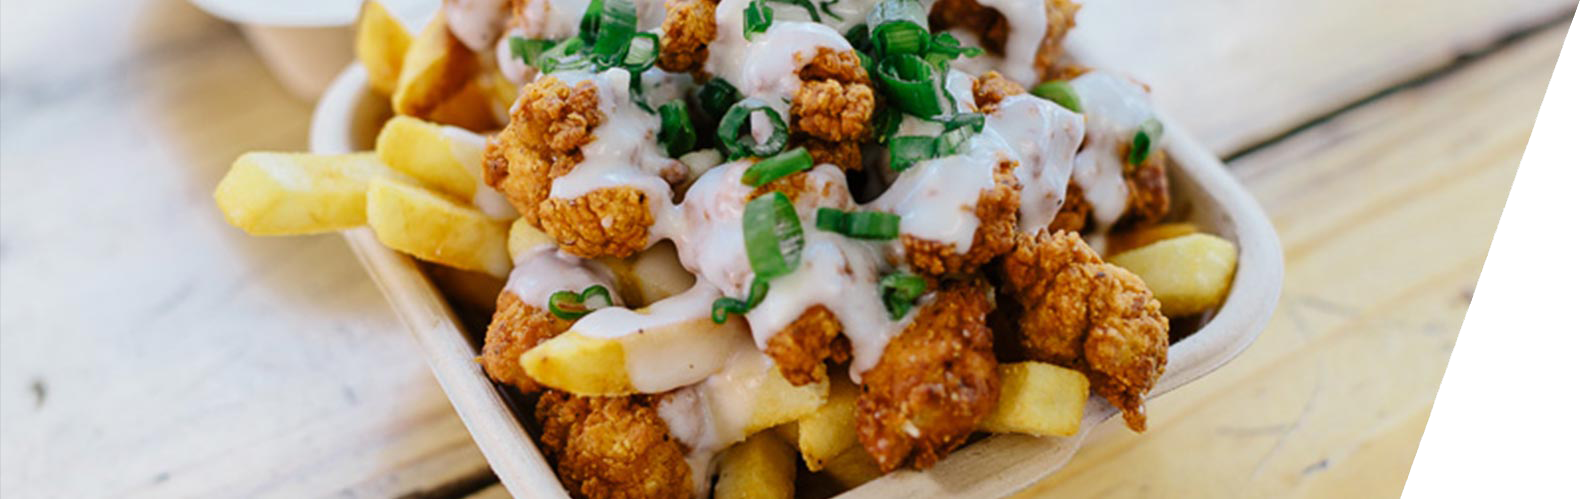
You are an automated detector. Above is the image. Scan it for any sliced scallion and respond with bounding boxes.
[741,147,813,187]
[875,54,943,117]
[873,21,928,56]
[878,273,927,320]
[717,99,789,159]
[711,278,770,323]
[816,208,899,240]
[744,0,774,39]
[818,0,845,21]
[622,32,660,73]
[547,284,614,320]
[509,37,557,66]
[590,0,638,65]
[815,207,849,233]
[769,0,821,22]
[699,78,743,121]
[1031,81,1083,113]
[887,135,933,171]
[927,32,983,59]
[1129,118,1163,165]
[658,100,696,157]
[578,0,605,44]
[742,192,804,279]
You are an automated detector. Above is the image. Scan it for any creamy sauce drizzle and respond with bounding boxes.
[1068,71,1156,233]
[707,10,854,118]
[440,126,518,219]
[503,244,621,310]
[571,283,753,392]
[546,69,690,216]
[959,0,1047,85]
[446,0,513,51]
[494,27,535,86]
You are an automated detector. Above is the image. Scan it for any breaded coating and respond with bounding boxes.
[486,76,656,258]
[766,305,847,385]
[1118,146,1171,228]
[856,279,1000,472]
[901,159,1020,275]
[972,71,1026,114]
[928,0,1080,81]
[998,230,1168,431]
[536,391,694,499]
[480,291,573,394]
[1049,181,1091,233]
[792,48,874,170]
[658,0,716,74]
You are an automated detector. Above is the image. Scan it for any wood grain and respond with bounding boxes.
[1015,21,1568,499]
[1069,0,1576,155]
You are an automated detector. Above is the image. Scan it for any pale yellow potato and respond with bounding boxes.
[375,115,485,200]
[740,358,828,436]
[425,77,501,132]
[715,431,797,499]
[979,362,1090,437]
[365,176,511,277]
[598,241,697,307]
[794,373,858,471]
[507,217,557,260]
[819,447,882,489]
[354,0,410,96]
[1106,222,1199,256]
[214,152,393,236]
[393,11,494,130]
[1109,233,1239,317]
[520,300,753,396]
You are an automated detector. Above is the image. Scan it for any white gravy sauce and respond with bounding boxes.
[570,283,752,392]
[503,244,621,309]
[494,27,536,86]
[1067,71,1156,232]
[961,0,1047,86]
[446,0,513,51]
[546,69,689,222]
[706,11,854,118]
[440,126,519,220]
[990,94,1084,232]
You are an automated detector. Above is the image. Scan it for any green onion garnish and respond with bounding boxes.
[741,147,813,187]
[744,0,774,39]
[717,99,789,159]
[818,0,844,21]
[878,273,927,319]
[578,0,604,45]
[698,78,743,122]
[941,112,985,132]
[622,32,660,73]
[711,278,770,323]
[769,0,821,22]
[547,284,614,320]
[844,23,872,53]
[742,192,804,279]
[927,32,983,59]
[875,54,943,117]
[536,38,590,74]
[887,135,933,171]
[1031,81,1083,113]
[590,0,638,65]
[658,100,696,157]
[509,37,557,66]
[816,208,900,240]
[873,22,929,56]
[1129,118,1163,165]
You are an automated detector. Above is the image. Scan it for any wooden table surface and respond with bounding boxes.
[0,0,1572,497]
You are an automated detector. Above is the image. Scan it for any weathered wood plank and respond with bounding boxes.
[1016,22,1566,499]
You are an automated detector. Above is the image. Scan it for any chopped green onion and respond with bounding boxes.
[878,273,927,319]
[816,208,900,240]
[872,106,902,143]
[698,78,743,121]
[875,54,943,117]
[591,0,638,65]
[536,37,590,74]
[844,23,872,53]
[818,0,845,21]
[1129,118,1163,165]
[622,32,660,73]
[711,278,770,323]
[873,21,929,56]
[741,147,813,187]
[941,112,985,132]
[547,284,614,320]
[717,99,789,159]
[927,32,983,59]
[509,37,557,66]
[744,0,774,39]
[1031,81,1083,113]
[579,0,604,44]
[742,192,804,279]
[887,135,933,171]
[658,100,696,157]
[769,0,821,22]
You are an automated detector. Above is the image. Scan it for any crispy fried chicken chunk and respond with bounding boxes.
[998,230,1168,431]
[972,71,1026,114]
[856,279,1000,471]
[536,391,693,499]
[485,76,654,258]
[658,0,716,74]
[791,48,874,170]
[479,291,573,394]
[929,0,1080,81]
[766,305,850,385]
[901,159,1020,275]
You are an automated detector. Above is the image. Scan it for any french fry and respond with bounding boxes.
[508,217,556,260]
[793,374,858,471]
[393,11,486,127]
[715,431,797,499]
[365,176,511,277]
[738,356,829,436]
[819,447,883,489]
[214,152,394,235]
[425,77,501,132]
[520,287,754,396]
[978,362,1090,437]
[354,0,410,96]
[1109,233,1238,317]
[598,241,697,307]
[1106,222,1198,256]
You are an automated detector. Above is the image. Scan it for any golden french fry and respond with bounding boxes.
[365,176,511,277]
[819,447,882,489]
[1106,222,1198,256]
[355,0,411,96]
[392,11,479,123]
[794,373,859,471]
[715,431,797,499]
[978,362,1090,437]
[214,152,393,235]
[508,217,557,260]
[374,115,488,201]
[598,241,697,307]
[1109,233,1238,317]
[425,77,502,131]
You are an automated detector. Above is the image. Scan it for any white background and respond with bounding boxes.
[1402,17,1580,497]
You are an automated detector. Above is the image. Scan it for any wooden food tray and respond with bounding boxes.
[309,65,1284,499]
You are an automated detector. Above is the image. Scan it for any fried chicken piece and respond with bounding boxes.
[1117,145,1171,228]
[486,76,655,258]
[856,279,1000,472]
[791,48,874,170]
[536,391,693,499]
[929,0,1080,81]
[1049,182,1091,233]
[901,159,1020,275]
[765,306,850,385]
[998,230,1168,431]
[972,71,1026,114]
[658,0,716,74]
[479,291,573,394]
